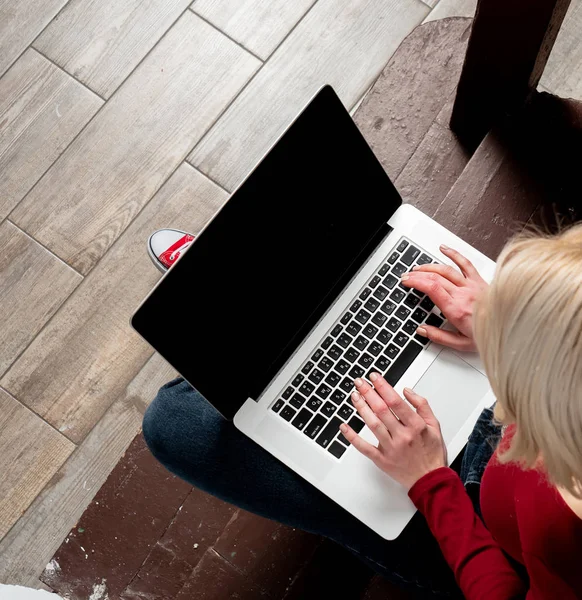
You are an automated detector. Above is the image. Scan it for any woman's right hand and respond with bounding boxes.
[400,245,488,352]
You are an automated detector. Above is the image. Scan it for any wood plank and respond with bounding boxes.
[0,49,102,221]
[540,0,582,99]
[11,12,259,275]
[0,0,69,78]
[2,164,228,443]
[424,0,477,22]
[0,221,81,378]
[188,0,429,191]
[0,353,176,586]
[34,0,192,98]
[0,388,74,540]
[191,0,316,60]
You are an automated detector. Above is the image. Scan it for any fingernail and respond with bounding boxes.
[440,244,449,251]
[369,372,379,381]
[351,391,361,403]
[403,387,413,394]
[339,423,348,433]
[416,327,427,337]
[401,274,409,282]
[412,265,420,271]
[354,377,364,387]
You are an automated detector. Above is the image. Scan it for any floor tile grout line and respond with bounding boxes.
[29,46,106,102]
[189,7,265,63]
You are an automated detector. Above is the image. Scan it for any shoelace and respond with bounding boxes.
[169,239,194,261]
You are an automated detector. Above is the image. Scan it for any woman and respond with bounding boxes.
[143,225,582,598]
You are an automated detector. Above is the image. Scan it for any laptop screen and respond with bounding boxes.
[132,86,402,418]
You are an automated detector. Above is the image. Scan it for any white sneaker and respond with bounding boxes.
[147,229,195,273]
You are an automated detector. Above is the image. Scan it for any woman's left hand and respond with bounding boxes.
[340,373,447,490]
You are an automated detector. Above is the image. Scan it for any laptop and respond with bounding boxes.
[132,85,496,540]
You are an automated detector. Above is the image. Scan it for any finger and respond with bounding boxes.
[410,263,465,286]
[439,245,479,279]
[351,390,394,442]
[401,271,456,295]
[400,273,454,314]
[402,387,439,426]
[368,372,416,425]
[339,422,382,462]
[354,377,400,430]
[415,325,475,351]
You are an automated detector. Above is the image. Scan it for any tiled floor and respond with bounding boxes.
[0,0,581,589]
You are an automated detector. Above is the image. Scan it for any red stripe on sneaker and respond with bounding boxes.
[159,234,195,268]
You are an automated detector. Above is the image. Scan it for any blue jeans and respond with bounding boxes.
[143,378,500,598]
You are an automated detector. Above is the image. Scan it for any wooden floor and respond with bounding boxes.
[0,0,581,588]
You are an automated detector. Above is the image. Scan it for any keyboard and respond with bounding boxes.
[270,237,445,460]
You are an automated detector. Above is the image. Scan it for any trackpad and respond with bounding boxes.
[412,350,490,445]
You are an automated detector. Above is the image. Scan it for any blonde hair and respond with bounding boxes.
[473,223,582,498]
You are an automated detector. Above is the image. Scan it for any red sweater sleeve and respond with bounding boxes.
[409,467,528,599]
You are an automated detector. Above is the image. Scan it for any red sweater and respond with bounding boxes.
[409,429,582,599]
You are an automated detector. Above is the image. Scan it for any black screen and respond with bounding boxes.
[132,86,402,418]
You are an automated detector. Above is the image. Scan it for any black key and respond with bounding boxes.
[272,399,284,413]
[350,299,362,312]
[349,365,365,379]
[416,253,432,265]
[316,417,343,448]
[307,397,322,411]
[338,404,353,420]
[299,381,315,396]
[426,313,444,328]
[301,361,314,375]
[402,320,418,336]
[292,408,313,430]
[308,368,324,384]
[331,324,343,337]
[397,240,409,253]
[412,289,424,299]
[346,321,362,337]
[330,389,346,405]
[335,359,350,375]
[401,245,421,266]
[415,332,430,345]
[348,415,365,433]
[404,293,421,309]
[321,401,336,418]
[339,377,354,393]
[411,308,428,324]
[355,309,371,325]
[319,356,334,372]
[344,347,360,363]
[325,371,341,387]
[337,432,350,446]
[390,288,405,303]
[340,311,353,325]
[363,323,378,339]
[364,298,380,312]
[321,336,333,350]
[312,349,324,361]
[394,332,409,347]
[282,386,293,400]
[387,251,399,264]
[387,317,401,332]
[304,414,327,439]
[328,345,343,361]
[385,341,424,386]
[328,441,347,458]
[290,393,306,409]
[292,373,304,387]
[420,296,435,312]
[376,329,392,344]
[368,341,383,357]
[378,264,390,276]
[373,285,389,301]
[371,312,387,327]
[384,344,399,359]
[369,275,381,288]
[315,384,332,399]
[280,405,296,422]
[359,287,371,300]
[391,262,407,277]
[380,300,396,315]
[375,356,391,372]
[383,273,398,289]
[354,335,368,351]
[358,353,374,369]
[337,333,352,348]
[395,305,411,321]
